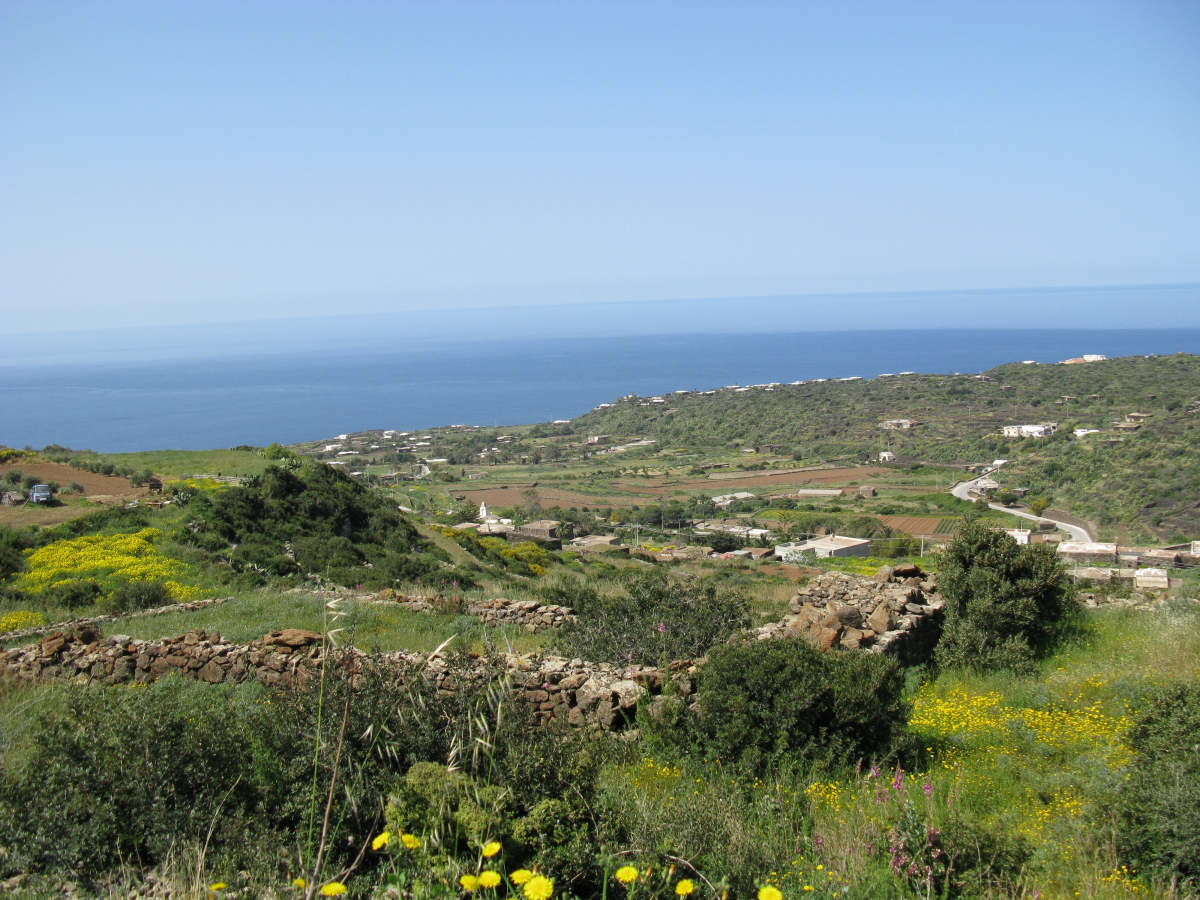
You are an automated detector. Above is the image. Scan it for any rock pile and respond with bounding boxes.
[747,564,944,665]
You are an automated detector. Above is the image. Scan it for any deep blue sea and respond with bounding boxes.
[3,328,1199,452]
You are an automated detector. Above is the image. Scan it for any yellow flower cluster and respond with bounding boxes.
[19,528,198,600]
[910,684,1130,767]
[165,477,229,492]
[0,609,46,633]
[1018,788,1085,843]
[804,780,846,813]
[1101,865,1148,894]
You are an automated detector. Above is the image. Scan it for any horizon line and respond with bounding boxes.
[4,279,1198,340]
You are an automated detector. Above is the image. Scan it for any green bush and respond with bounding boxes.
[689,638,907,771]
[0,655,508,886]
[1117,682,1200,889]
[557,571,749,666]
[104,579,174,613]
[0,677,281,880]
[42,577,104,610]
[0,526,27,582]
[934,517,1078,673]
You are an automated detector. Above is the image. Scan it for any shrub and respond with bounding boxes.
[688,638,907,771]
[42,577,105,610]
[557,571,749,666]
[0,677,280,881]
[104,579,174,613]
[0,526,27,581]
[1116,682,1200,889]
[934,517,1077,673]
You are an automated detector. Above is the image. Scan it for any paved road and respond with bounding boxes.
[951,471,1093,543]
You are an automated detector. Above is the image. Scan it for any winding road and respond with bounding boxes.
[950,470,1093,543]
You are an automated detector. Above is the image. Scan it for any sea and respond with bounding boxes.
[3,325,1199,453]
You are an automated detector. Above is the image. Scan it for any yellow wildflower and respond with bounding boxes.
[675,879,695,896]
[510,869,533,885]
[461,873,480,892]
[479,870,502,889]
[320,884,347,897]
[615,865,639,884]
[292,877,306,889]
[523,874,554,900]
[758,888,782,900]
[372,830,391,851]
[482,840,502,858]
[209,885,227,893]
[401,832,421,850]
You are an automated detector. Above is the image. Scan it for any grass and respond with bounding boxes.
[6,587,553,656]
[2,598,1197,896]
[91,448,275,478]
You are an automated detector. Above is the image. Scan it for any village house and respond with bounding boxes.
[1133,568,1170,591]
[878,450,896,462]
[1001,423,1058,438]
[512,519,570,549]
[880,418,918,430]
[774,535,872,561]
[711,491,755,508]
[569,534,623,553]
[1057,541,1119,565]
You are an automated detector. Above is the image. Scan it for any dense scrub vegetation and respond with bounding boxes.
[935,518,1079,673]
[555,570,750,665]
[178,460,451,588]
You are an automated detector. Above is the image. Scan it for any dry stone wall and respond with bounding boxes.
[0,625,693,731]
[1,569,944,731]
[371,591,576,632]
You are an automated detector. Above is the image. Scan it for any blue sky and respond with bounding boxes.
[1,0,1198,334]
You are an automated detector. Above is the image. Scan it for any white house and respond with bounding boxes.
[775,535,872,561]
[712,491,755,508]
[1002,423,1058,438]
[878,450,896,462]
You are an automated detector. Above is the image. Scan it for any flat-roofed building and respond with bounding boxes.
[775,535,872,561]
[1057,541,1118,565]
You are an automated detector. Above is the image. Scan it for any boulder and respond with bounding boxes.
[263,629,324,648]
[866,602,895,634]
[834,605,864,628]
[611,679,644,710]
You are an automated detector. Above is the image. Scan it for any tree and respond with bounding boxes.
[934,517,1077,673]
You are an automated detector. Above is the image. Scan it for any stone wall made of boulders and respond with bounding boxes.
[0,625,693,732]
[1,568,947,733]
[0,597,230,644]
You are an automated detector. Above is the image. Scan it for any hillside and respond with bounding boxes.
[566,354,1200,541]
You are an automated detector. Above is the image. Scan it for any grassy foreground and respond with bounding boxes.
[0,602,1196,898]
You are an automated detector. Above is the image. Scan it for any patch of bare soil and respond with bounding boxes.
[0,462,146,527]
